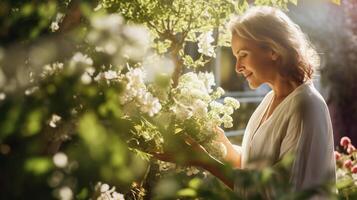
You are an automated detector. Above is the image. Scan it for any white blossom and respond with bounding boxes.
[81,73,92,84]
[122,26,150,59]
[53,152,68,168]
[142,55,174,82]
[209,101,224,112]
[71,52,93,66]
[25,86,39,96]
[186,166,200,176]
[139,93,162,116]
[41,62,64,78]
[198,71,215,93]
[58,186,73,200]
[50,12,64,32]
[192,99,208,118]
[50,22,59,32]
[104,70,118,80]
[94,182,125,200]
[49,114,62,128]
[222,114,233,128]
[170,102,193,121]
[91,14,123,33]
[198,31,216,57]
[224,97,240,109]
[211,87,225,99]
[0,92,5,100]
[119,67,162,116]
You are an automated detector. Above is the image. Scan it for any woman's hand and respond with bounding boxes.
[151,135,215,167]
[150,129,237,190]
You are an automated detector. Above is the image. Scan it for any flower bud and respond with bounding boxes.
[351,165,357,174]
[344,159,353,168]
[340,136,351,148]
[347,144,356,154]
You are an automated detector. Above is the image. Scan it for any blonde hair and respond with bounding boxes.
[229,6,319,83]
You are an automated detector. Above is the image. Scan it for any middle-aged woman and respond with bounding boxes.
[154,6,336,198]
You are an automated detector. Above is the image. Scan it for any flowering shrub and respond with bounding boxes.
[335,136,357,197]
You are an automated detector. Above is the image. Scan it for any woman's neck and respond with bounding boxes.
[268,76,301,99]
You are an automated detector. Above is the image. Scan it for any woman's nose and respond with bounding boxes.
[235,60,244,74]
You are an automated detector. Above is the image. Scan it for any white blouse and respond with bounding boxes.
[234,81,336,195]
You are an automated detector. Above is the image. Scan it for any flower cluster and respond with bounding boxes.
[119,67,162,117]
[93,182,125,200]
[335,136,357,191]
[197,31,216,57]
[171,72,240,160]
[88,14,150,63]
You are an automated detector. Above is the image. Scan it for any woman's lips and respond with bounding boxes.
[245,73,253,79]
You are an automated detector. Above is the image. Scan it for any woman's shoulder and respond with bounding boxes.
[290,81,329,116]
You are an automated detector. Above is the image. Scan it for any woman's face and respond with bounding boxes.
[231,34,278,89]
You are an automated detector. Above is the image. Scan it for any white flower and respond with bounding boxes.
[50,12,64,32]
[100,184,110,192]
[25,86,39,96]
[112,192,125,200]
[222,105,234,115]
[0,92,5,100]
[122,25,150,59]
[94,182,125,200]
[91,14,123,33]
[192,99,208,118]
[71,52,93,66]
[198,31,216,57]
[198,72,215,93]
[222,114,233,128]
[186,166,200,176]
[211,87,225,99]
[224,97,240,109]
[49,114,62,128]
[53,152,68,168]
[41,62,64,78]
[50,22,59,32]
[81,73,92,84]
[86,67,96,76]
[58,186,73,200]
[210,101,224,112]
[142,55,174,82]
[139,93,162,116]
[170,103,193,121]
[104,70,118,80]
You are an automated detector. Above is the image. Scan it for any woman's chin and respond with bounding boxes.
[247,81,261,90]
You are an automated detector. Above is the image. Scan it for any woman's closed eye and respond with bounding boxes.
[238,51,248,58]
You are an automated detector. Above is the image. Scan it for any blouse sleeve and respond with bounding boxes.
[279,97,336,192]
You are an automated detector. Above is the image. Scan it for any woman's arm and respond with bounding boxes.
[152,127,241,190]
[194,157,235,189]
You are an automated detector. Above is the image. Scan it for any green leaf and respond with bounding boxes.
[188,178,202,189]
[24,109,43,136]
[24,157,53,176]
[177,188,197,197]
